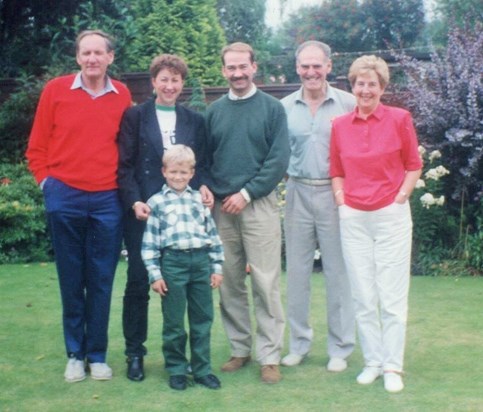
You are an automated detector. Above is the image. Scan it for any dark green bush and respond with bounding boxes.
[0,75,44,163]
[0,163,52,263]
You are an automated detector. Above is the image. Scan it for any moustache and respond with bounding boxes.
[230,75,248,82]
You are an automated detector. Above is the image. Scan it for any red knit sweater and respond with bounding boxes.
[26,74,132,191]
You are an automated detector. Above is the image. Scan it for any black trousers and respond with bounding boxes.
[122,212,150,357]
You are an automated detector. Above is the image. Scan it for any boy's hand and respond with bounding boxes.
[200,185,214,209]
[133,201,151,221]
[210,274,223,289]
[151,279,168,296]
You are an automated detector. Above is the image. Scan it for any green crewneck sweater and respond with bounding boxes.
[205,90,290,200]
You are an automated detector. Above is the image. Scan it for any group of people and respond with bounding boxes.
[26,30,422,395]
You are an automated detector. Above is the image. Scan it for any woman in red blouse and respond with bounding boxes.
[329,55,422,393]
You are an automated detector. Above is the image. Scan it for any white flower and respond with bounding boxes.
[420,193,436,208]
[435,195,445,206]
[418,145,426,156]
[415,179,426,189]
[425,165,450,181]
[429,150,442,162]
[425,168,439,180]
[435,165,450,176]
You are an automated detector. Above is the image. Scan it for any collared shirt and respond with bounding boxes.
[228,84,257,101]
[281,84,355,179]
[142,184,224,283]
[330,104,422,211]
[70,72,119,99]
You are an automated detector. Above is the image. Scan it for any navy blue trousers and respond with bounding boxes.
[43,177,122,363]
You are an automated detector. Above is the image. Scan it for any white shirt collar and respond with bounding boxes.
[228,84,257,100]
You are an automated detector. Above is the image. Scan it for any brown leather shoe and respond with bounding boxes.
[261,365,282,384]
[221,356,251,372]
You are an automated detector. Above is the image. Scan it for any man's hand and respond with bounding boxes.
[133,201,151,221]
[221,192,247,214]
[151,279,168,296]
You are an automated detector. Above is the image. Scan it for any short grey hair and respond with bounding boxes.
[75,30,115,54]
[295,41,331,62]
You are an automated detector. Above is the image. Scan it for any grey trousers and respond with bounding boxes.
[284,178,355,359]
[213,192,285,365]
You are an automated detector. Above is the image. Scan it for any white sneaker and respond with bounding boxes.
[64,358,86,383]
[327,357,347,372]
[384,372,404,393]
[281,353,305,367]
[89,362,113,380]
[356,366,382,385]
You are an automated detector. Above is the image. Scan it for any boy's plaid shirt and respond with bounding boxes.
[141,184,224,283]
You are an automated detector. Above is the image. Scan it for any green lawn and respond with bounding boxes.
[0,262,482,412]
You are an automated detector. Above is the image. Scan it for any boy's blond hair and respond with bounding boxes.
[162,145,196,169]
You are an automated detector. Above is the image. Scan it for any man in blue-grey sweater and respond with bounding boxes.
[205,42,290,384]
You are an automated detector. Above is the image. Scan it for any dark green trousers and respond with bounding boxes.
[160,248,213,378]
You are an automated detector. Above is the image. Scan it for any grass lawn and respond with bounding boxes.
[0,262,482,412]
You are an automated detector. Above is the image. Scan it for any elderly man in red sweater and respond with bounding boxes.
[26,30,131,383]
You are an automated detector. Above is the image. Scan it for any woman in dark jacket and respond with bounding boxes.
[117,54,213,381]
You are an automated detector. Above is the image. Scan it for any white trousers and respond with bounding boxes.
[339,202,412,372]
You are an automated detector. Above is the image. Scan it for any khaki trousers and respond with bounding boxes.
[213,192,285,365]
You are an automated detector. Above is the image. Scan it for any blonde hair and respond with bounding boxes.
[221,42,255,65]
[162,145,196,169]
[348,55,390,89]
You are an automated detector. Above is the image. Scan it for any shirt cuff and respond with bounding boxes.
[211,263,223,275]
[240,188,251,203]
[39,177,48,190]
[148,268,163,284]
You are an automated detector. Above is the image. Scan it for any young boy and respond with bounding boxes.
[141,145,224,390]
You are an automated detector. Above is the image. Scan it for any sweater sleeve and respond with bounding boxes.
[26,80,56,184]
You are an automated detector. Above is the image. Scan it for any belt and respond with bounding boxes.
[290,177,331,186]
[165,247,208,254]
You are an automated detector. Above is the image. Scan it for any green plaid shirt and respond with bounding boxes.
[141,184,224,283]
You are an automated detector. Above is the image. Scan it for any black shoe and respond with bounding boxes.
[126,356,144,381]
[194,374,221,390]
[169,375,187,390]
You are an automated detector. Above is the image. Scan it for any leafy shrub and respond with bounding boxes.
[0,75,45,163]
[394,24,482,206]
[463,199,483,273]
[0,163,52,263]
[410,146,458,275]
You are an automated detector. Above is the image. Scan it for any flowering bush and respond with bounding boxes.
[410,146,458,275]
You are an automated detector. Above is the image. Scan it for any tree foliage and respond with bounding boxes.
[428,0,483,46]
[0,0,133,77]
[217,0,267,45]
[125,0,225,86]
[273,0,426,81]
[360,0,425,49]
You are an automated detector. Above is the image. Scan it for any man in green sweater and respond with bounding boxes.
[205,42,290,384]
